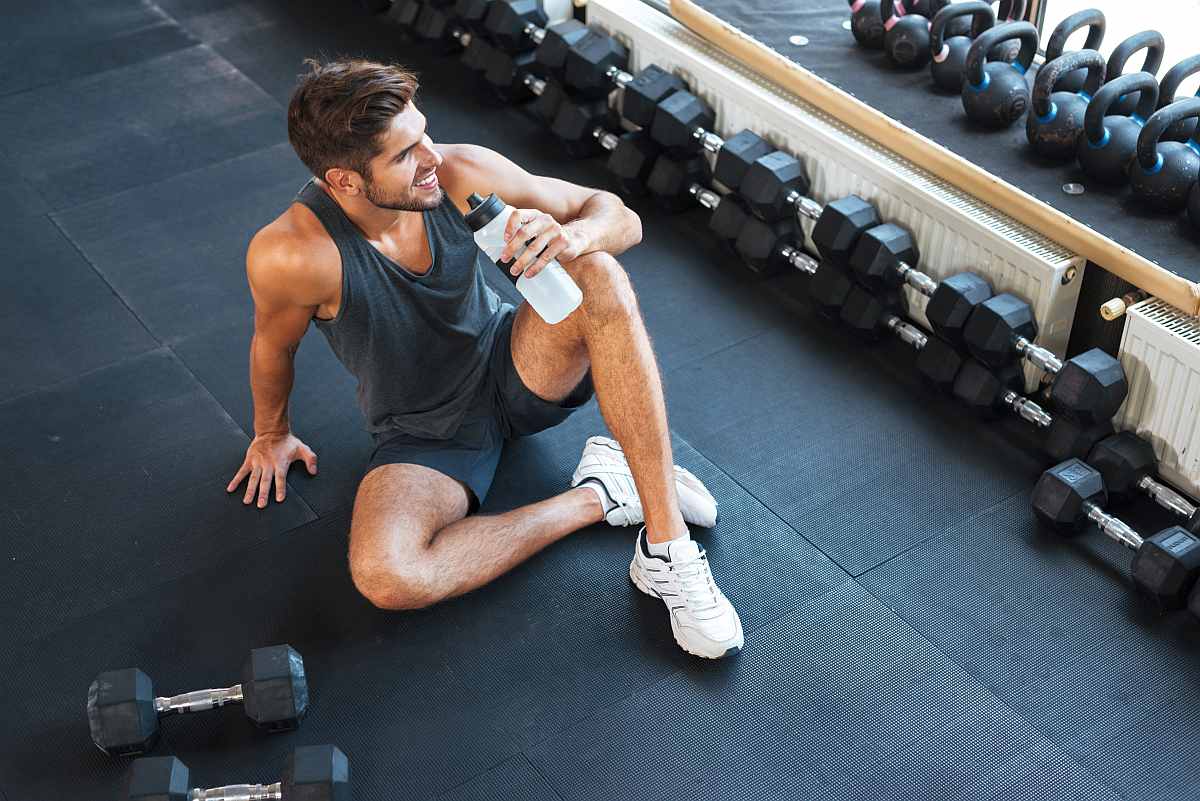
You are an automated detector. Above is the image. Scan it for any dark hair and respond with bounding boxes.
[287,57,420,181]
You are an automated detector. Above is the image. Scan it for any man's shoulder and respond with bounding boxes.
[246,204,339,299]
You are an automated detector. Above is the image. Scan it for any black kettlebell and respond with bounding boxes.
[1157,55,1200,142]
[961,22,1039,128]
[984,0,1027,62]
[849,0,887,49]
[881,0,941,68]
[1043,9,1106,95]
[1077,72,1160,185]
[1130,97,1200,212]
[1027,50,1106,160]
[940,0,1024,41]
[930,1,994,92]
[1103,31,1164,117]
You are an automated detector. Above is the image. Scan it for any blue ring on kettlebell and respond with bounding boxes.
[1037,102,1058,124]
[1188,140,1200,157]
[1087,127,1110,149]
[969,71,990,92]
[1143,153,1164,174]
[1010,61,1027,75]
[1078,91,1092,102]
[1131,114,1146,126]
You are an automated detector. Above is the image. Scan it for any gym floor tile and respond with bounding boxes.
[0,213,158,404]
[0,45,285,211]
[0,0,196,98]
[434,756,561,801]
[526,582,1120,801]
[445,405,849,748]
[0,348,316,647]
[858,492,1200,801]
[663,321,1045,576]
[52,142,309,346]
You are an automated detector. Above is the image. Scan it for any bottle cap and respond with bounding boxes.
[464,192,506,232]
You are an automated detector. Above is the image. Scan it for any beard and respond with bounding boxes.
[363,175,444,212]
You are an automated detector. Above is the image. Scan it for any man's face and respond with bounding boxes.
[361,103,444,212]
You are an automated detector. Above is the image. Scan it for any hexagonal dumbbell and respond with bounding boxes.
[1087,432,1200,532]
[687,182,753,248]
[88,645,308,756]
[124,745,349,801]
[952,360,1113,462]
[838,285,966,393]
[590,126,662,197]
[549,96,620,157]
[559,35,688,129]
[1033,458,1200,609]
[480,19,590,106]
[645,151,713,212]
[962,294,1128,421]
[847,223,994,346]
[733,194,880,274]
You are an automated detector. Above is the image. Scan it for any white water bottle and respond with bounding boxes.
[465,192,583,325]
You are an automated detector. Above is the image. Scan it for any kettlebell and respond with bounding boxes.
[1103,31,1165,117]
[1027,50,1106,160]
[942,0,1024,41]
[1077,72,1160,185]
[1044,9,1106,95]
[1157,55,1200,142]
[881,0,943,68]
[929,1,994,93]
[849,0,887,49]
[961,22,1039,129]
[1130,97,1200,212]
[984,0,1027,62]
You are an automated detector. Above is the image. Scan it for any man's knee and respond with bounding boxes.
[349,544,437,611]
[570,252,637,322]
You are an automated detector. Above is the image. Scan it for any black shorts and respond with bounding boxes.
[365,306,594,512]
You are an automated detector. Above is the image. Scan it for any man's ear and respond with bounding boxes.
[323,166,364,196]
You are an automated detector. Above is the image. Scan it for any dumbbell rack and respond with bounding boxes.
[586,0,1083,393]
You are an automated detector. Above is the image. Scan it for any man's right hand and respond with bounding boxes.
[227,432,319,508]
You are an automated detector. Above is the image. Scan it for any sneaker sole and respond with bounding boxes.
[628,558,743,660]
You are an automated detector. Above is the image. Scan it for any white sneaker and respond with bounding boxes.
[629,527,743,659]
[571,436,718,528]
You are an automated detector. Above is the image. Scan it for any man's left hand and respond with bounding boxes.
[501,209,585,279]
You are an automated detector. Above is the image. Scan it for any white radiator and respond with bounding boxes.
[1116,299,1200,499]
[586,0,1083,391]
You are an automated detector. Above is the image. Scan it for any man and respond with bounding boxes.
[226,58,743,658]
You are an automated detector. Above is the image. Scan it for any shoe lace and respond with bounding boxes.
[670,550,721,617]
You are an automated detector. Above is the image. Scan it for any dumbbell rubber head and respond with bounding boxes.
[713,130,774,194]
[708,193,751,245]
[281,745,352,801]
[733,216,796,276]
[1044,415,1113,463]
[1087,431,1156,503]
[848,223,919,293]
[963,292,1037,368]
[649,91,715,152]
[621,65,687,129]
[563,30,630,96]
[550,98,615,156]
[809,263,855,320]
[454,0,494,29]
[484,0,548,52]
[414,4,452,41]
[387,0,423,27]
[739,151,810,221]
[242,645,308,731]
[915,335,966,394]
[811,196,881,269]
[529,78,568,124]
[534,19,590,80]
[1131,526,1200,609]
[925,272,993,345]
[839,286,904,340]
[952,359,1022,418]
[461,36,495,73]
[606,132,660,197]
[482,49,538,102]
[1046,347,1128,423]
[1032,458,1107,533]
[646,152,712,212]
[126,756,190,801]
[88,668,159,756]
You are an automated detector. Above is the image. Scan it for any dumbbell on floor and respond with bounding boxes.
[590,126,663,197]
[953,359,1113,461]
[962,293,1128,422]
[1033,459,1200,608]
[480,19,590,105]
[125,745,349,801]
[88,645,307,756]
[847,222,994,346]
[559,36,689,130]
[1087,432,1200,532]
[648,94,775,193]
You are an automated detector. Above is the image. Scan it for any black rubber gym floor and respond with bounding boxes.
[2,1,1198,799]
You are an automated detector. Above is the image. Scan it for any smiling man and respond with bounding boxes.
[227,58,742,658]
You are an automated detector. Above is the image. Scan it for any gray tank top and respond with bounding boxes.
[297,179,509,441]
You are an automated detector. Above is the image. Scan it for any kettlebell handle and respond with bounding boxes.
[996,0,1025,22]
[1158,54,1200,108]
[964,21,1039,87]
[1135,97,1200,171]
[1032,50,1106,117]
[930,0,994,60]
[1106,31,1165,82]
[1084,72,1160,146]
[1045,9,1106,62]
